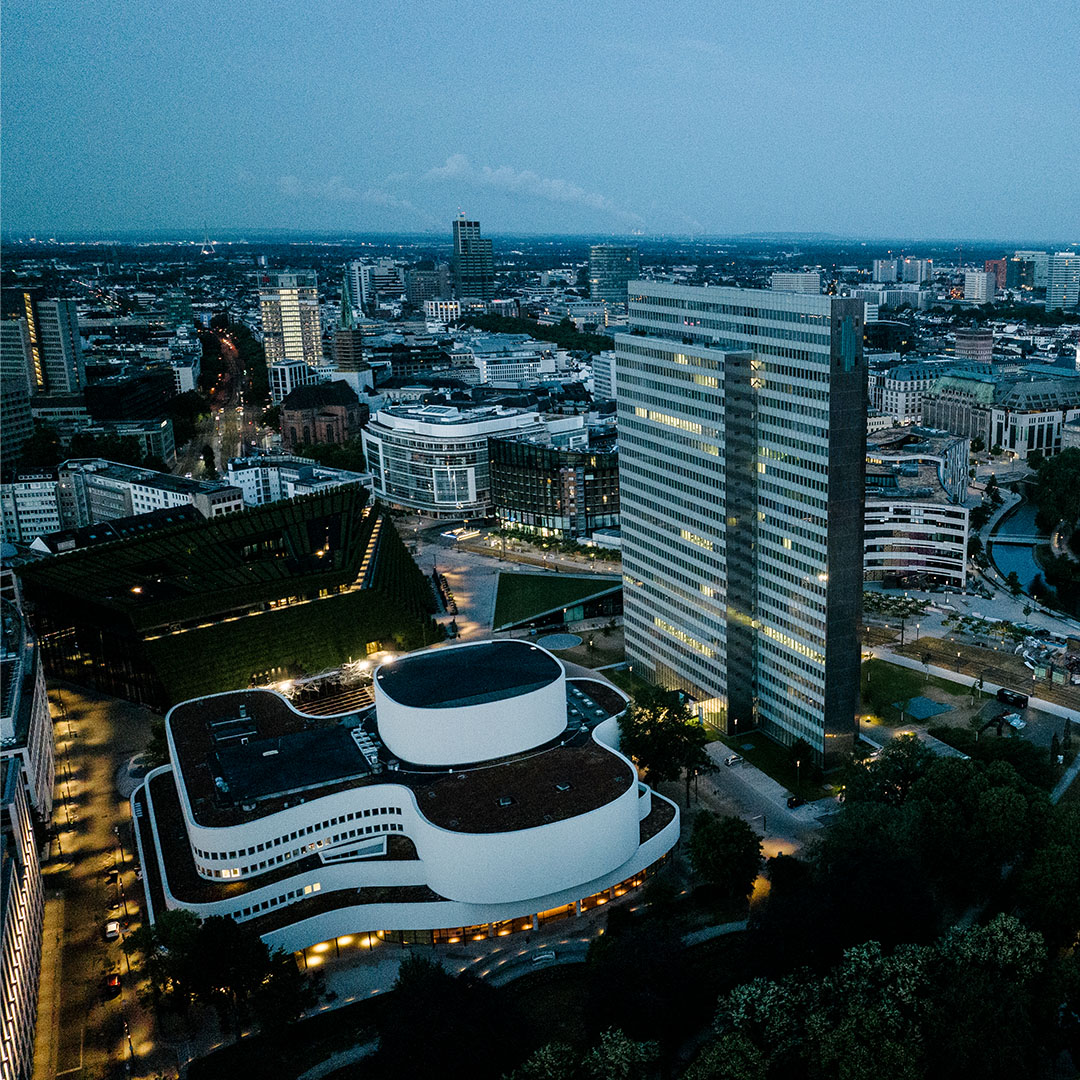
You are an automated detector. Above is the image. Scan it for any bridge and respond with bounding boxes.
[988,535,1049,545]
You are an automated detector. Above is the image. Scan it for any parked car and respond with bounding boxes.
[103,972,121,998]
[787,795,805,809]
[103,920,121,941]
[997,688,1029,709]
[725,755,743,767]
[532,950,557,965]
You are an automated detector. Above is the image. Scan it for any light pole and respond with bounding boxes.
[796,759,802,794]
[915,622,920,642]
[956,651,961,673]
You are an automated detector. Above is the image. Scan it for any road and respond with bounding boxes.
[38,686,165,1080]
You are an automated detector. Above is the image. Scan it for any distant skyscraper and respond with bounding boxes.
[1046,253,1080,312]
[1006,256,1035,290]
[616,283,866,765]
[769,271,822,294]
[2,291,85,394]
[333,269,367,373]
[452,216,495,302]
[872,258,899,283]
[984,259,1008,291]
[0,317,34,398]
[901,257,932,284]
[258,272,322,367]
[1014,250,1049,288]
[589,245,641,304]
[162,289,194,330]
[963,270,997,304]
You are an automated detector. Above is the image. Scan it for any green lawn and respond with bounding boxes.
[492,572,620,629]
[716,730,828,800]
[861,658,967,724]
[603,667,654,697]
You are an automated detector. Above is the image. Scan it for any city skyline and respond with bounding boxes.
[3,1,1078,240]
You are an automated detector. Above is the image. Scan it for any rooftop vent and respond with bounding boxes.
[497,796,515,808]
[555,782,571,792]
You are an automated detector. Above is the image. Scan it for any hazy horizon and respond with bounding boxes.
[3,1,1078,240]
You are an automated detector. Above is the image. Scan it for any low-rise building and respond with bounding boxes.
[865,427,971,588]
[225,455,370,506]
[280,381,368,454]
[132,640,679,954]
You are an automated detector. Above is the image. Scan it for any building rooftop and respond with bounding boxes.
[167,677,628,831]
[0,601,35,749]
[58,458,238,497]
[375,641,561,709]
[281,380,361,411]
[866,427,968,507]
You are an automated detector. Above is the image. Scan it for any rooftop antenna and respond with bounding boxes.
[200,225,215,255]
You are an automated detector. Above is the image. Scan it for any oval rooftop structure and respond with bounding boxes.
[374,640,567,766]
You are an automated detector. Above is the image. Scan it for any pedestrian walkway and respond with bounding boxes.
[32,891,65,1080]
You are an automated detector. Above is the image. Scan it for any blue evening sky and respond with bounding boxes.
[2,0,1077,240]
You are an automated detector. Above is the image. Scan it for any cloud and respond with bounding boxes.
[425,154,644,228]
[277,174,437,225]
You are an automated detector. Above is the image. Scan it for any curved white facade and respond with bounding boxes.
[374,640,567,765]
[135,641,680,953]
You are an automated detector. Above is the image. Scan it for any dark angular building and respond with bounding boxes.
[452,216,494,302]
[490,437,619,539]
[17,488,440,709]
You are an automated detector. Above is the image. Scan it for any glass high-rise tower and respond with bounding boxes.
[615,283,866,765]
[258,272,322,367]
[589,244,640,305]
[452,215,494,302]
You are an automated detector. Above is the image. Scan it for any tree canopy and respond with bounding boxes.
[688,812,762,905]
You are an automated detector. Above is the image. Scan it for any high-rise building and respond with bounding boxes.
[963,270,997,304]
[1006,256,1035,290]
[258,273,322,367]
[2,291,85,394]
[452,216,495,302]
[1013,250,1049,288]
[0,318,35,471]
[588,245,641,304]
[769,271,822,294]
[333,269,367,373]
[872,258,899,282]
[615,284,866,765]
[901,257,933,284]
[1046,252,1080,312]
[984,259,1008,290]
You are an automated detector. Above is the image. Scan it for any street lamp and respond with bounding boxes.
[796,759,802,793]
[915,622,920,642]
[956,651,961,673]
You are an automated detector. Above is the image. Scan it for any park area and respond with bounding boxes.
[491,571,621,630]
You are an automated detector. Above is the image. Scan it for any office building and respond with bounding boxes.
[615,284,866,764]
[1006,256,1036,291]
[872,258,899,283]
[363,405,550,518]
[1046,252,1080,312]
[984,259,1008,291]
[901,258,933,284]
[405,262,452,307]
[268,359,317,405]
[588,245,641,305]
[1014,250,1050,288]
[1,756,45,1080]
[769,271,822,294]
[865,428,970,589]
[964,270,997,304]
[225,455,370,507]
[259,273,322,368]
[1,600,54,821]
[1,292,85,395]
[131,640,679,954]
[491,437,619,539]
[0,319,34,399]
[923,372,1080,460]
[424,299,462,327]
[452,216,495,302]
[592,352,617,401]
[954,328,995,364]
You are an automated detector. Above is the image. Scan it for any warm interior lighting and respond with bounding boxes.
[313,942,331,953]
[307,955,323,966]
[336,936,354,946]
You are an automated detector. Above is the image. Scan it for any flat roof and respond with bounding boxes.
[376,641,562,709]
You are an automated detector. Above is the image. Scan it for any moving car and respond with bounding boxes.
[996,688,1029,709]
[103,972,121,998]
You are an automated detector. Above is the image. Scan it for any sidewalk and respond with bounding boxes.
[32,891,65,1080]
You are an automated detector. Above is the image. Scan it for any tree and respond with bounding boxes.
[16,424,63,467]
[971,436,986,453]
[967,535,984,559]
[970,504,992,531]
[844,733,936,808]
[1006,570,1022,596]
[617,686,714,802]
[688,812,762,905]
[201,443,217,478]
[143,718,170,770]
[1032,448,1080,531]
[68,431,145,467]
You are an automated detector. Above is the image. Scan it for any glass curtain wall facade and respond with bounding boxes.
[259,273,322,367]
[615,284,866,765]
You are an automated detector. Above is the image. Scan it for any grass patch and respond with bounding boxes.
[492,572,620,629]
[861,658,967,724]
[603,667,654,697]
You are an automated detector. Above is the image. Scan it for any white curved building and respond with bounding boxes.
[132,640,679,953]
